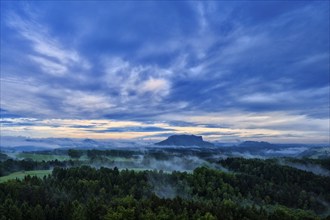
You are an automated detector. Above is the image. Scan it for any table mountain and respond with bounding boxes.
[155,135,214,147]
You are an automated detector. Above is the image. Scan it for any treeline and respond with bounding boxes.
[65,149,137,159]
[285,158,330,171]
[86,149,136,159]
[0,153,10,161]
[219,158,330,213]
[1,163,329,219]
[0,159,76,177]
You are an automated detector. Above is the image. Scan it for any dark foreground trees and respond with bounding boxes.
[68,149,83,159]
[1,157,330,219]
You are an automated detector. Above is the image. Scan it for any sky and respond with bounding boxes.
[0,1,329,144]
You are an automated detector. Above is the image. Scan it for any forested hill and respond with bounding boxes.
[1,158,329,219]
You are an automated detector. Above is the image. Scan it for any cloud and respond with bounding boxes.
[103,57,173,105]
[87,126,175,133]
[0,77,59,117]
[29,55,68,76]
[0,118,175,139]
[236,86,329,116]
[140,78,170,97]
[62,91,114,117]
[0,109,328,143]
[0,76,115,119]
[157,110,329,143]
[6,8,90,76]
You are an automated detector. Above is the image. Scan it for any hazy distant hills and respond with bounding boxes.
[298,146,330,159]
[1,135,329,159]
[238,141,275,148]
[155,135,215,147]
[0,136,147,152]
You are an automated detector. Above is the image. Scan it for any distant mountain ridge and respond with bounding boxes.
[238,141,275,148]
[155,135,214,147]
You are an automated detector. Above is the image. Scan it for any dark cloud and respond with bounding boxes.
[86,126,175,133]
[0,109,22,118]
[69,125,97,129]
[198,132,238,136]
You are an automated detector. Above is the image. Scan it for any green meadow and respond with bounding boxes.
[0,170,52,183]
[16,153,70,161]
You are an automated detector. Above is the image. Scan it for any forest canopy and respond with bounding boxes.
[1,157,329,220]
